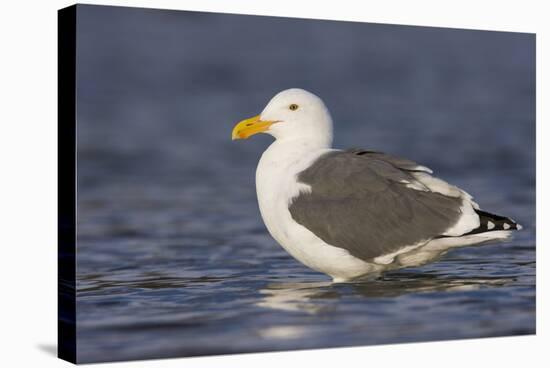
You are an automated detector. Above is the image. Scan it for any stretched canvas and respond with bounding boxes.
[58,4,536,364]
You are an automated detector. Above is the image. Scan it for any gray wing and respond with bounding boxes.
[288,149,464,261]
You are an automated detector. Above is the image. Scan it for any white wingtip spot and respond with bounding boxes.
[503,223,510,230]
[487,221,495,230]
[517,224,523,230]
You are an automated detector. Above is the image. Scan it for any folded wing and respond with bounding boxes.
[288,149,480,261]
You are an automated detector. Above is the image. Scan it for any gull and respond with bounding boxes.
[232,88,521,282]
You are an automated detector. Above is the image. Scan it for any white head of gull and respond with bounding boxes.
[232,88,521,282]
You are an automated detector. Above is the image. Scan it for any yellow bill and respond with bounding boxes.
[232,115,276,140]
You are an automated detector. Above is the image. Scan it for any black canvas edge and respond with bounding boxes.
[58,4,77,364]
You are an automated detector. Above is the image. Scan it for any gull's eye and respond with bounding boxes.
[289,104,299,111]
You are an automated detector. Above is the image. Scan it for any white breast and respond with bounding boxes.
[255,140,377,281]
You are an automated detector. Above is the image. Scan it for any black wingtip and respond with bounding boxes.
[474,209,522,233]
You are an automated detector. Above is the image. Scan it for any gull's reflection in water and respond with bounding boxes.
[257,281,334,314]
[257,273,514,314]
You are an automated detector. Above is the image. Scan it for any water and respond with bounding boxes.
[75,5,535,363]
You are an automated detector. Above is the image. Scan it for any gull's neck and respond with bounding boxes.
[267,136,332,157]
[258,136,333,179]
